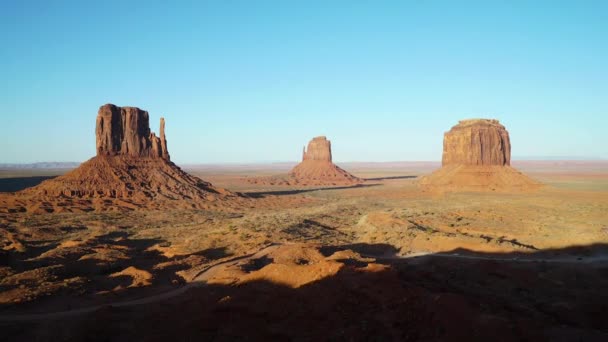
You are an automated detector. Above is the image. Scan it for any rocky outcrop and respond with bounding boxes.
[302,136,332,162]
[96,104,169,160]
[160,118,169,160]
[287,136,361,185]
[246,136,361,186]
[418,164,541,192]
[420,119,540,192]
[0,104,241,213]
[442,119,510,166]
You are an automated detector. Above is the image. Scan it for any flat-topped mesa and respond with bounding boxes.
[420,118,541,192]
[442,119,510,166]
[96,104,170,160]
[302,136,332,162]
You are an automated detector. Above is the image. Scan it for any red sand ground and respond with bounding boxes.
[0,161,607,341]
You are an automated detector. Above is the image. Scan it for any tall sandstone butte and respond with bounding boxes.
[0,104,239,213]
[96,104,169,160]
[442,119,511,166]
[420,119,540,192]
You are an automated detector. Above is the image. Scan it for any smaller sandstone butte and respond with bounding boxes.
[245,136,361,186]
[302,136,332,162]
[287,136,361,186]
[420,119,540,192]
[442,119,510,167]
[96,104,169,160]
[0,104,241,214]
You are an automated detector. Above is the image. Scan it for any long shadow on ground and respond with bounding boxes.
[244,183,381,198]
[363,175,418,181]
[0,176,58,192]
[2,243,608,341]
[0,230,233,314]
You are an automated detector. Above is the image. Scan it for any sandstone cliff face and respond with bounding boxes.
[302,136,332,162]
[421,119,540,192]
[442,119,511,166]
[96,104,169,160]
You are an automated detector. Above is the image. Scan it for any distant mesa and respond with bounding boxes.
[288,136,361,185]
[419,119,541,192]
[0,104,240,213]
[247,136,361,186]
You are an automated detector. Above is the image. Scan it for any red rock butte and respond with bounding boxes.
[0,104,240,213]
[245,136,361,186]
[288,136,361,186]
[420,119,540,192]
[96,104,170,160]
[442,119,511,167]
[301,136,332,162]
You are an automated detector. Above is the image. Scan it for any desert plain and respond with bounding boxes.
[4,0,608,340]
[1,158,607,341]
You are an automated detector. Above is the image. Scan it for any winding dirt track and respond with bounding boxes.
[387,251,608,264]
[0,245,281,322]
[1,244,605,322]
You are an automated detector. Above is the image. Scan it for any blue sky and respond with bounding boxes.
[1,0,606,163]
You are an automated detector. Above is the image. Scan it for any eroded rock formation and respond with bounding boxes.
[420,119,540,192]
[160,118,169,160]
[302,136,332,162]
[96,104,169,160]
[0,104,240,213]
[442,119,510,166]
[245,136,361,186]
[287,136,361,185]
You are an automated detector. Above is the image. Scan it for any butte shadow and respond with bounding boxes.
[0,176,59,193]
[2,243,607,341]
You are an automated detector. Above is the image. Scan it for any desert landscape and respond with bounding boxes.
[0,105,607,341]
[2,2,607,341]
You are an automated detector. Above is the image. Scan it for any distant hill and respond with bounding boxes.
[513,156,606,161]
[0,162,81,169]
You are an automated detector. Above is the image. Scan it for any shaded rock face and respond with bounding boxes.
[442,119,510,166]
[302,136,332,162]
[96,104,169,160]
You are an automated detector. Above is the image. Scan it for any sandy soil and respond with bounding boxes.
[0,161,607,340]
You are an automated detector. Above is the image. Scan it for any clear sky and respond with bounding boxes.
[1,0,606,164]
